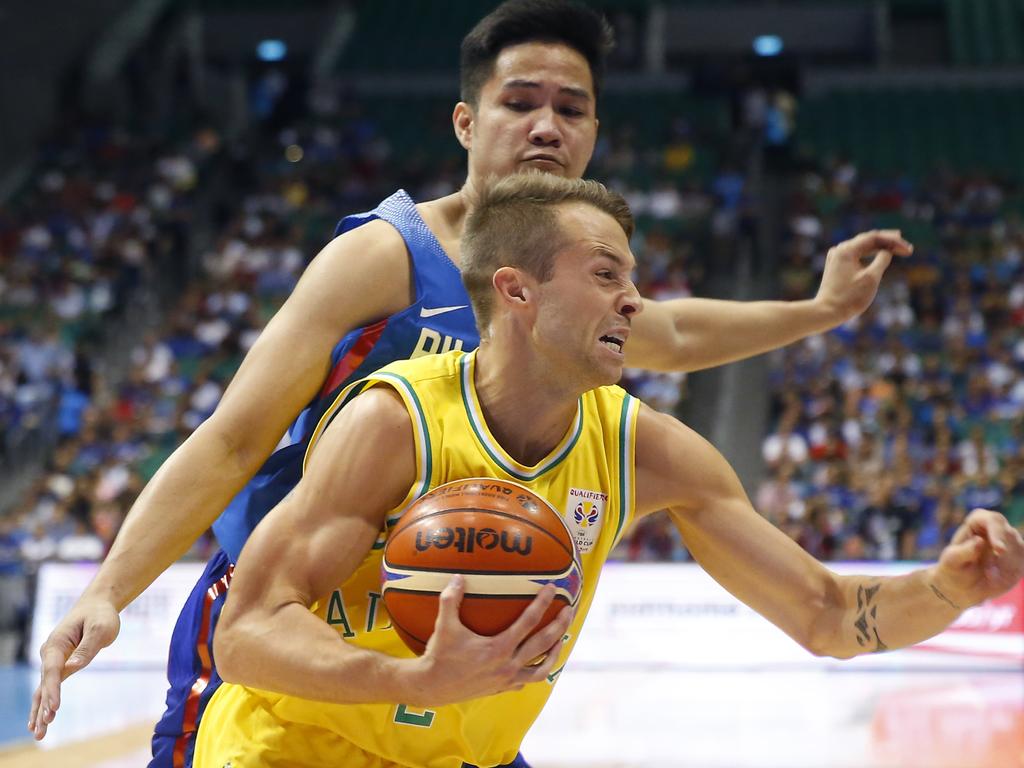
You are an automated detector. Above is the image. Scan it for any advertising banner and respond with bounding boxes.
[31,561,1022,670]
[30,562,206,668]
[570,562,1023,670]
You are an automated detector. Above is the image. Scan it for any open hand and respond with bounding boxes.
[27,597,120,739]
[815,229,914,323]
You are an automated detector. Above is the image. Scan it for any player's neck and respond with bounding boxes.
[473,343,580,467]
[417,192,469,266]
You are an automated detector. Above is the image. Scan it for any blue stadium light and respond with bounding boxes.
[257,39,288,62]
[753,35,784,57]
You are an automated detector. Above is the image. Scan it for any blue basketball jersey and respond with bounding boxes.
[212,190,481,561]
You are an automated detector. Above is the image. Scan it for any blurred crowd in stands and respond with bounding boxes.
[755,161,1024,561]
[0,123,214,649]
[627,162,1024,561]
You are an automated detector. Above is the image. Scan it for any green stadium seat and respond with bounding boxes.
[946,0,971,65]
[797,85,1024,181]
[971,0,996,65]
[995,0,1022,63]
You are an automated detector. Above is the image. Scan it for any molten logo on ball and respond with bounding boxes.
[414,526,533,556]
[382,478,582,655]
[434,480,514,497]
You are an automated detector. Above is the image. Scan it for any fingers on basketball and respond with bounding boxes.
[434,574,467,634]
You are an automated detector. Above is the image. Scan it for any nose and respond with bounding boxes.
[619,281,643,318]
[528,107,562,147]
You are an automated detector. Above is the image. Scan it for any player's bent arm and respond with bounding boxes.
[82,221,413,612]
[214,386,570,707]
[631,405,1019,659]
[626,297,835,372]
[213,386,421,704]
[633,405,839,652]
[625,230,912,372]
[29,221,420,740]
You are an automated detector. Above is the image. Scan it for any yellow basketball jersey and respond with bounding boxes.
[195,349,639,768]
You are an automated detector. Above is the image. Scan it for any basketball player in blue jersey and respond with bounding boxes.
[188,173,1022,768]
[30,0,912,761]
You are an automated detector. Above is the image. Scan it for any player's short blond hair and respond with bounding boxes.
[461,173,633,334]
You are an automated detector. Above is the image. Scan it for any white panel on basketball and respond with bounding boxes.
[381,561,582,605]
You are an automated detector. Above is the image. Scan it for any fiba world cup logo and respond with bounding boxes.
[566,487,607,554]
[573,502,599,528]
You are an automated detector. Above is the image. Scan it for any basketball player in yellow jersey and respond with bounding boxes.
[194,174,1024,768]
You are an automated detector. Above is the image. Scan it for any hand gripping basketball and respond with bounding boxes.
[404,574,573,707]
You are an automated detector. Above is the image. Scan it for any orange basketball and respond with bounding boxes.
[381,478,583,655]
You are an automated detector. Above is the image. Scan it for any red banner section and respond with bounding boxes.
[948,580,1023,634]
[912,579,1024,661]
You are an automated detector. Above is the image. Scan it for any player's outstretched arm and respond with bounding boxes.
[625,230,912,373]
[214,386,571,707]
[770,508,1023,658]
[633,405,1024,659]
[29,221,413,739]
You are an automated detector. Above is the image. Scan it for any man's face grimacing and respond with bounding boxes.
[532,203,641,389]
[455,42,599,183]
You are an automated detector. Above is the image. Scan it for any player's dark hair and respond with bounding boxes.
[460,0,614,107]
[462,172,634,335]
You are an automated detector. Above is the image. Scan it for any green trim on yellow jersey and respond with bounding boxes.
[614,394,640,546]
[459,351,583,482]
[302,372,434,527]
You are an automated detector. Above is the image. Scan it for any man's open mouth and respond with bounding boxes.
[599,335,624,353]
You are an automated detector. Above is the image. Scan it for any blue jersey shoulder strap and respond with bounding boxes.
[213,190,479,562]
[335,189,464,307]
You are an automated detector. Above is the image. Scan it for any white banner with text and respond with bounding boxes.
[30,562,206,668]
[570,562,1023,670]
[32,561,1022,670]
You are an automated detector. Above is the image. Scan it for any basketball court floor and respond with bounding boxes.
[1,662,1018,767]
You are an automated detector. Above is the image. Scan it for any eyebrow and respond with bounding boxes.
[501,79,592,101]
[594,247,636,272]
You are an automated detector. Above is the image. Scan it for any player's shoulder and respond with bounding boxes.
[633,398,686,438]
[282,216,412,330]
[323,216,409,263]
[305,380,414,481]
[370,350,466,387]
[346,382,409,423]
[585,383,634,415]
[632,399,723,478]
[300,216,413,302]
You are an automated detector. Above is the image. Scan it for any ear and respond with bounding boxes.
[492,266,533,310]
[453,102,474,151]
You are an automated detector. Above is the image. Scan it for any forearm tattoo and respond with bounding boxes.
[929,583,962,611]
[853,583,888,652]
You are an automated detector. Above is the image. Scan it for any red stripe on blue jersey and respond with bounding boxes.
[318,318,388,399]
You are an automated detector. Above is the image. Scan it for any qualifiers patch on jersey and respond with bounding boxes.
[565,487,607,553]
